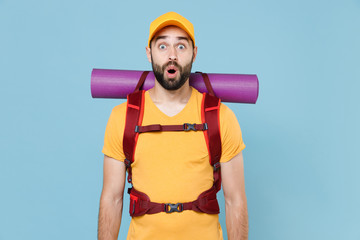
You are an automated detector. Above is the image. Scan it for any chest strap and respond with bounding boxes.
[135,123,208,133]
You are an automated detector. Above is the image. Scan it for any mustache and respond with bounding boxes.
[162,61,181,71]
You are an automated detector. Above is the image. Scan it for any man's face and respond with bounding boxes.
[146,26,197,91]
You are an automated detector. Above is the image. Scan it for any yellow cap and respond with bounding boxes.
[148,12,195,47]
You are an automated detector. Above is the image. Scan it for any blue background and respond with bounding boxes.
[1,0,359,239]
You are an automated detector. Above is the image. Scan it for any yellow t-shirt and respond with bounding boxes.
[102,88,245,240]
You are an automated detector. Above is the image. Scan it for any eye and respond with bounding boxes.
[159,44,166,50]
[178,44,185,50]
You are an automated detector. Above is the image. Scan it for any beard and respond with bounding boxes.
[151,55,193,91]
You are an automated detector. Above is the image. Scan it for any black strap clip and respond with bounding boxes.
[164,203,184,213]
[183,123,196,131]
[124,158,132,168]
[213,162,221,171]
[135,126,140,133]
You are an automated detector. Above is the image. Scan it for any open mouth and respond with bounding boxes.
[166,65,178,77]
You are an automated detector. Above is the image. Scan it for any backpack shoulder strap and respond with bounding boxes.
[123,90,145,183]
[122,71,149,183]
[201,92,222,190]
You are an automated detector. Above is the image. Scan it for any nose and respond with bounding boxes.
[168,46,177,61]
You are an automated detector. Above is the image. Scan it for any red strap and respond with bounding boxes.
[123,90,145,183]
[203,93,221,166]
[134,71,150,92]
[202,92,222,191]
[196,72,215,96]
[129,186,219,216]
[136,123,208,133]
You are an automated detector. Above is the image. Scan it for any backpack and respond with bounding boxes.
[123,71,222,216]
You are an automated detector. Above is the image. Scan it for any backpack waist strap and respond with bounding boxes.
[128,185,220,217]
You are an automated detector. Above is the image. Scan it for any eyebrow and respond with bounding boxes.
[154,36,190,44]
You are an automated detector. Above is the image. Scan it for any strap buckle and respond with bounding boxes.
[164,203,184,213]
[124,158,132,168]
[183,123,196,131]
[213,162,221,171]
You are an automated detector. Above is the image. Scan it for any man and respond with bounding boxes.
[98,12,248,240]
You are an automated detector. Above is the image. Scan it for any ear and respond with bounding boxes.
[192,46,198,63]
[146,46,152,63]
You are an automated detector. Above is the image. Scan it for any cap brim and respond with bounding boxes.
[148,20,195,47]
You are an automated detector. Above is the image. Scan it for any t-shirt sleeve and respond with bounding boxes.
[219,103,246,163]
[102,103,127,162]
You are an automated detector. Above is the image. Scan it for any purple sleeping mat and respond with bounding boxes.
[91,69,259,103]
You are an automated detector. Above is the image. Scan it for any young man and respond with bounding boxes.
[98,12,248,240]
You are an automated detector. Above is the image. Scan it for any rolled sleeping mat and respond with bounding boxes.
[91,69,259,103]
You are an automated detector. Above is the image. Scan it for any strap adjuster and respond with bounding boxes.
[183,123,196,131]
[124,158,132,168]
[164,203,184,213]
[213,162,221,171]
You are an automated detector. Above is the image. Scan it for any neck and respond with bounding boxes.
[148,79,192,117]
[149,79,192,104]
